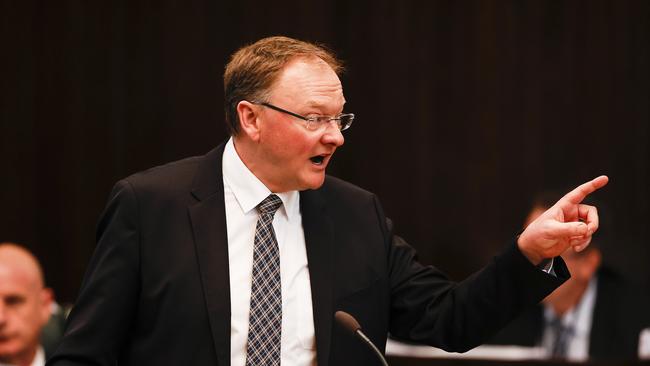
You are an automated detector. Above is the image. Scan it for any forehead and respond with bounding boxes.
[269,57,345,108]
[0,262,40,295]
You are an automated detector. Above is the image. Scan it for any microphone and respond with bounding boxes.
[335,311,389,366]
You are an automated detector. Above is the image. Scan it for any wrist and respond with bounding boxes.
[517,235,543,265]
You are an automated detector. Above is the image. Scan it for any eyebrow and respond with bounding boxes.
[304,100,326,108]
[303,98,347,112]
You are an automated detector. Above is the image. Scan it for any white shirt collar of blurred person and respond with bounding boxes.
[541,276,598,361]
[0,346,45,366]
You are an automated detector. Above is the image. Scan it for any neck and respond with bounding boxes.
[232,137,284,193]
[548,279,590,317]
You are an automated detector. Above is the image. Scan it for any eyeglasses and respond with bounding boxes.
[253,101,354,132]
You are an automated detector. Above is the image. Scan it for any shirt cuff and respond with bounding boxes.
[538,257,556,276]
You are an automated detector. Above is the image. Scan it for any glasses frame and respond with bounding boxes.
[252,101,354,131]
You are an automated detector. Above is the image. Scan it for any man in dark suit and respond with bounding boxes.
[489,195,648,361]
[47,36,608,366]
[0,243,54,366]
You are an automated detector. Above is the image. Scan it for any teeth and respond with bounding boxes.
[310,156,325,165]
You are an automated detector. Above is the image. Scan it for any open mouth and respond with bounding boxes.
[310,155,326,165]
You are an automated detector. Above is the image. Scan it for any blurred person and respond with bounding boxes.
[0,243,53,366]
[490,194,649,361]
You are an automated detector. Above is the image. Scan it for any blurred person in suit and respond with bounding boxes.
[490,193,649,361]
[0,243,54,366]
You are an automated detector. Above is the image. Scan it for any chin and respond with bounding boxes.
[300,174,326,191]
[0,347,19,360]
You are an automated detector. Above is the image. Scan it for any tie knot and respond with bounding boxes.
[257,194,282,216]
[549,316,562,327]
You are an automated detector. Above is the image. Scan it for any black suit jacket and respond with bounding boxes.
[489,267,649,361]
[48,143,567,366]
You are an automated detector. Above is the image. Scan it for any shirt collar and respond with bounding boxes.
[32,347,45,366]
[570,277,597,335]
[222,137,298,219]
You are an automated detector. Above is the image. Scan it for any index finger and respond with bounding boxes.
[561,175,609,205]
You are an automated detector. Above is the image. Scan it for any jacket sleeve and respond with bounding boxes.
[379,197,569,352]
[47,180,141,365]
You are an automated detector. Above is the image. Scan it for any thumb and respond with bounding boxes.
[545,220,588,238]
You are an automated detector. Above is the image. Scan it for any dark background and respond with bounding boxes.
[1,0,648,304]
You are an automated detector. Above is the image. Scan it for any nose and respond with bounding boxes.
[321,121,344,147]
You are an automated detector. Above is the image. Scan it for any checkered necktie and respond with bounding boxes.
[549,316,573,358]
[246,194,283,366]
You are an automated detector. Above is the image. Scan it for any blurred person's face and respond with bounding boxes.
[236,56,346,192]
[0,259,52,364]
[557,246,601,284]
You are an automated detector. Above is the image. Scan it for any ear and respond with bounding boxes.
[236,100,262,142]
[39,287,54,325]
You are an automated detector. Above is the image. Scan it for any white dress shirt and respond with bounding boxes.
[223,138,317,366]
[541,277,598,361]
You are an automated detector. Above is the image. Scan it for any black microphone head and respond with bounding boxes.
[335,311,361,334]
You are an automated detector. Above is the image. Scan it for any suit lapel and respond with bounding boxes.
[189,144,231,366]
[300,188,334,366]
[187,143,336,366]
